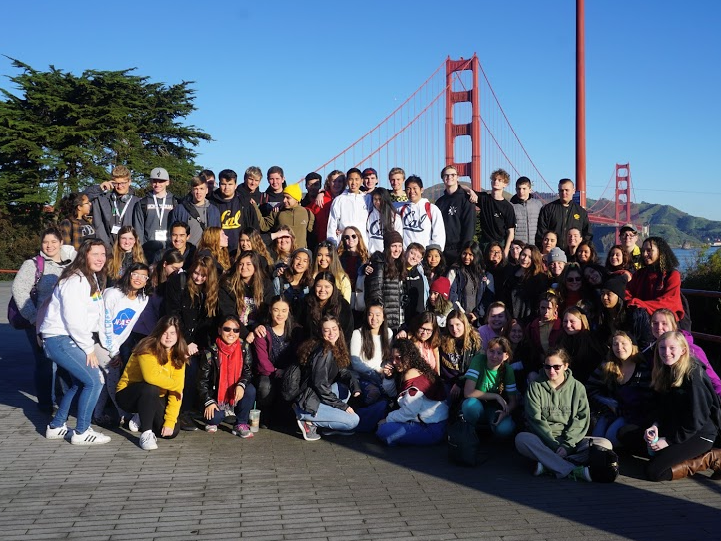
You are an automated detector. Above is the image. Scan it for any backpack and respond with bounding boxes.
[447,414,480,466]
[8,256,45,330]
[353,273,366,312]
[587,444,620,483]
[400,201,433,223]
[280,363,304,402]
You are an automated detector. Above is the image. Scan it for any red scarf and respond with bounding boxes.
[215,337,243,406]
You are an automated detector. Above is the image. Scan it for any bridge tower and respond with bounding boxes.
[445,55,481,191]
[615,163,633,239]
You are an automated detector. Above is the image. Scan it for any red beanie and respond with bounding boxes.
[430,277,451,300]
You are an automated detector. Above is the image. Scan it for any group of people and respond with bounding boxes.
[11,163,721,483]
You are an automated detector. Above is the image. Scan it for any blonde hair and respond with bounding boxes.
[652,331,693,391]
[563,306,590,331]
[107,226,146,280]
[601,331,641,386]
[111,165,131,180]
[197,226,231,272]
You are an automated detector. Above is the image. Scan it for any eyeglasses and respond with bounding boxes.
[343,234,357,240]
[566,276,582,283]
[222,327,241,333]
[114,182,130,187]
[418,327,434,334]
[130,272,150,281]
[543,364,564,371]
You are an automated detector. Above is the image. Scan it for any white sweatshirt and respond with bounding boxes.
[39,272,103,355]
[366,208,403,255]
[398,198,446,250]
[100,287,149,357]
[326,191,371,244]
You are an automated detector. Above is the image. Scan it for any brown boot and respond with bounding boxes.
[671,461,693,480]
[708,448,721,480]
[671,449,720,481]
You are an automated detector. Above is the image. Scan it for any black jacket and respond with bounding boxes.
[163,271,213,348]
[535,199,591,250]
[198,340,253,408]
[84,185,139,246]
[296,295,355,345]
[218,279,275,339]
[365,251,405,331]
[296,347,360,414]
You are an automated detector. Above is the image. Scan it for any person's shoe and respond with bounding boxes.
[45,424,69,440]
[320,429,355,437]
[671,448,721,480]
[180,413,198,431]
[92,414,113,428]
[128,413,140,433]
[568,465,592,482]
[533,461,547,477]
[204,424,218,433]
[232,424,254,439]
[139,430,158,451]
[70,427,111,446]
[297,419,320,441]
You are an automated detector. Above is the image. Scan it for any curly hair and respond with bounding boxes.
[187,255,219,317]
[392,338,438,383]
[297,315,351,369]
[197,226,231,272]
[642,237,679,274]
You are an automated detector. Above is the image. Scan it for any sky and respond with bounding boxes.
[2,1,720,220]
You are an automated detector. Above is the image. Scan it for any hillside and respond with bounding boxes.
[422,184,721,247]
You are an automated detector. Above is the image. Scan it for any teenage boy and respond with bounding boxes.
[208,168,260,255]
[510,176,543,245]
[326,167,371,244]
[620,223,642,269]
[435,165,475,264]
[85,165,139,246]
[200,169,216,192]
[535,178,591,250]
[388,167,408,204]
[259,165,287,216]
[255,184,315,248]
[361,167,379,192]
[472,168,516,257]
[565,228,583,262]
[170,221,196,269]
[133,167,177,263]
[399,175,445,250]
[169,176,221,247]
[301,172,322,207]
[404,243,429,324]
[237,166,263,207]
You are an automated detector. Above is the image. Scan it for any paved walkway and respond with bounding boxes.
[1,283,720,541]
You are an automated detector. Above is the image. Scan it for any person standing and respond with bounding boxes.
[399,176,445,250]
[535,178,591,251]
[435,166,476,264]
[208,169,260,255]
[326,168,371,245]
[619,223,642,269]
[388,167,409,204]
[85,165,139,246]
[510,176,543,246]
[169,176,221,248]
[472,169,516,257]
[133,167,177,264]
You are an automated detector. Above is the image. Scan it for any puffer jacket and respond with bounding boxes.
[365,251,405,331]
[510,193,543,245]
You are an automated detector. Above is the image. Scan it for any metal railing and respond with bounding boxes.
[682,289,721,345]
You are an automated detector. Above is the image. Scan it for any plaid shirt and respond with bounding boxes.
[59,217,96,250]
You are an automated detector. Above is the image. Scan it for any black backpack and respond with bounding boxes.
[587,444,620,483]
[447,414,480,467]
[280,363,304,402]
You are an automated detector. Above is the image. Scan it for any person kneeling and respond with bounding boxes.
[515,347,613,481]
[376,338,449,446]
[199,315,258,438]
[116,316,187,450]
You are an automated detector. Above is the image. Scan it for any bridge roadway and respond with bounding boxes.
[1,283,719,541]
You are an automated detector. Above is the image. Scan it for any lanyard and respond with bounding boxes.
[112,195,132,221]
[153,194,168,225]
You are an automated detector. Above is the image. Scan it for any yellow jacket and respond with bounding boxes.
[117,353,185,429]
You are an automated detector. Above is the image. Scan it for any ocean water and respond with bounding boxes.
[673,247,719,275]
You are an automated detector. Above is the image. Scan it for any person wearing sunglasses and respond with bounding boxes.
[197,315,257,438]
[515,347,614,481]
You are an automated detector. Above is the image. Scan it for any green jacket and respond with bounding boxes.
[524,368,590,453]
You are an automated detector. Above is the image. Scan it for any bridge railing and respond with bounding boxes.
[682,289,721,345]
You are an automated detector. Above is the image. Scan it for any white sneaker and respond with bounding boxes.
[139,430,158,451]
[128,413,140,433]
[70,427,111,446]
[45,424,69,440]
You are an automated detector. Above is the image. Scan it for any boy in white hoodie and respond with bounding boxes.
[326,167,371,245]
[399,176,445,250]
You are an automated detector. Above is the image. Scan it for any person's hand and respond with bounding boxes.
[272,206,280,214]
[161,426,174,437]
[449,384,461,401]
[396,330,407,339]
[555,446,567,458]
[86,351,99,368]
[235,386,245,403]
[644,425,658,443]
[651,437,669,451]
[187,342,199,356]
[108,354,122,368]
[381,362,394,378]
[254,326,267,339]
[468,190,478,204]
[365,265,374,275]
[492,410,508,426]
[245,332,255,344]
[468,313,478,324]
[100,181,115,192]
[345,406,356,415]
[315,192,325,208]
[204,403,218,421]
[495,395,508,413]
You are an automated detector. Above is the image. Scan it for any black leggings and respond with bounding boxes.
[116,382,179,438]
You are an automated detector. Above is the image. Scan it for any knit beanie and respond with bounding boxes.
[384,230,404,249]
[602,274,627,300]
[283,184,302,203]
[430,277,451,300]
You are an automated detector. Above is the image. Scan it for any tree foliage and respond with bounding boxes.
[0,58,212,214]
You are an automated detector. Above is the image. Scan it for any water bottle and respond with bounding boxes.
[647,428,658,456]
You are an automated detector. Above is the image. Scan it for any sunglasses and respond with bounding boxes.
[222,327,241,333]
[566,276,582,283]
[343,234,357,240]
[543,364,564,371]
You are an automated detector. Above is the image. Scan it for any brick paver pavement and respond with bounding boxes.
[1,283,719,540]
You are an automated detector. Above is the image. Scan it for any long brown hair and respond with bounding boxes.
[187,255,219,317]
[337,226,370,262]
[58,238,108,294]
[133,315,189,370]
[197,226,231,272]
[440,309,482,355]
[107,225,146,279]
[601,331,642,386]
[223,251,268,317]
[240,227,273,267]
[298,315,351,369]
[409,311,441,349]
[360,302,390,363]
[520,245,545,280]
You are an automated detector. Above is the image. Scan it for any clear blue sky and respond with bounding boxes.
[2,1,720,220]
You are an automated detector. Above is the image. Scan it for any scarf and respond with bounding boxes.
[215,337,243,407]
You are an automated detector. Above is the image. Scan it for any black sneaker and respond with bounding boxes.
[179,413,198,431]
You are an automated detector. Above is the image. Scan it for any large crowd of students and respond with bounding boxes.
[11,163,721,483]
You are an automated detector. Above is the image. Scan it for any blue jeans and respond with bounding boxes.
[207,383,257,425]
[462,397,516,439]
[376,420,447,446]
[43,335,103,434]
[592,414,626,447]
[296,402,359,431]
